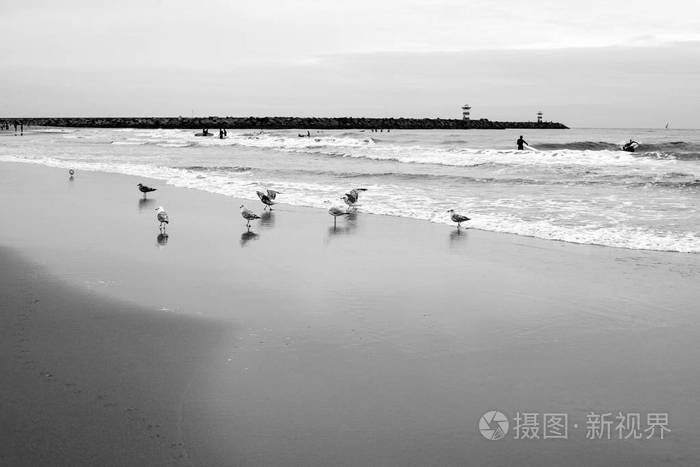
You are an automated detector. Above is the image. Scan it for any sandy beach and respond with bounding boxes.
[1,161,699,466]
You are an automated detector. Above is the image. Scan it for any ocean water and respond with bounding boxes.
[1,127,698,253]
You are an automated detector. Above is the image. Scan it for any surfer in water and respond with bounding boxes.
[622,139,638,152]
[516,135,528,150]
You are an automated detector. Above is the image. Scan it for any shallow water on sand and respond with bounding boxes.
[1,127,699,252]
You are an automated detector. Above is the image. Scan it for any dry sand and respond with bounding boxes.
[1,161,699,466]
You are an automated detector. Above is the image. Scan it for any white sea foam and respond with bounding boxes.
[111,141,148,146]
[86,129,699,179]
[2,152,698,253]
[33,128,74,134]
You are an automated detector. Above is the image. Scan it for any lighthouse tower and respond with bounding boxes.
[537,111,543,124]
[461,104,472,121]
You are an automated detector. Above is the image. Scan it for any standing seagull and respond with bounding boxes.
[328,206,351,228]
[138,183,157,198]
[240,205,261,230]
[342,188,368,209]
[155,206,169,232]
[256,190,276,210]
[447,209,471,230]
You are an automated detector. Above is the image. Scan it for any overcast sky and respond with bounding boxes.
[1,0,699,127]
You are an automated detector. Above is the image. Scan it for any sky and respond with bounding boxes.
[1,0,699,127]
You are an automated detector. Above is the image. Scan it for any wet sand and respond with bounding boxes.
[1,161,699,466]
[0,246,234,466]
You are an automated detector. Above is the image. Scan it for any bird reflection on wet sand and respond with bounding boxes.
[157,232,169,247]
[449,228,468,246]
[139,197,156,212]
[328,225,354,236]
[260,210,275,228]
[240,231,259,247]
[326,212,358,241]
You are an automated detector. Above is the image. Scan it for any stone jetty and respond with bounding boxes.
[8,116,568,130]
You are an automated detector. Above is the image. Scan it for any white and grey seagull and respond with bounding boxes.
[447,209,471,230]
[256,190,276,210]
[328,206,351,227]
[155,206,169,232]
[240,205,261,229]
[138,183,157,198]
[342,188,368,208]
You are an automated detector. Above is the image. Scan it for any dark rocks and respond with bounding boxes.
[13,116,569,130]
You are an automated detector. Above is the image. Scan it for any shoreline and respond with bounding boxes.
[1,162,699,466]
[1,157,694,254]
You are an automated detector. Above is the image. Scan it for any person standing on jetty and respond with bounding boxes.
[516,135,528,150]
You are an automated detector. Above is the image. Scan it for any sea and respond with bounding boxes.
[1,126,698,253]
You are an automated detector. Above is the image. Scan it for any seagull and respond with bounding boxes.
[328,206,351,227]
[256,190,276,210]
[342,188,367,208]
[447,209,471,230]
[240,205,261,229]
[155,206,169,232]
[138,183,157,198]
[341,193,357,207]
[265,189,281,200]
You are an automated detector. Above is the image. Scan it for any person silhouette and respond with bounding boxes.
[516,135,528,150]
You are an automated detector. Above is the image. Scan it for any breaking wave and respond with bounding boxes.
[2,127,699,253]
